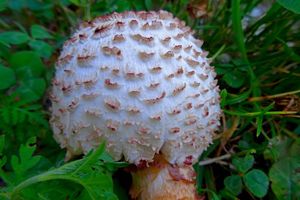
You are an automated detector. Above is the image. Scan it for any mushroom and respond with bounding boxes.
[50,10,221,200]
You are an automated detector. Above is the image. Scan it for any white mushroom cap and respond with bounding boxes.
[50,10,221,166]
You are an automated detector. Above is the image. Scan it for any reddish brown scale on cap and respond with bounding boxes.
[57,54,73,66]
[198,74,209,81]
[81,92,99,100]
[63,69,74,76]
[194,102,204,109]
[49,93,60,103]
[77,54,95,65]
[61,84,72,94]
[148,82,160,89]
[138,126,151,135]
[85,108,101,117]
[167,22,177,30]
[190,81,200,87]
[128,88,141,96]
[166,73,175,79]
[67,98,80,111]
[104,98,121,111]
[150,114,161,121]
[138,11,156,20]
[58,108,67,114]
[129,19,138,29]
[111,68,120,75]
[93,24,113,38]
[115,21,125,30]
[186,58,200,67]
[106,120,119,131]
[51,78,60,86]
[161,51,174,59]
[186,70,195,76]
[139,51,155,60]
[113,34,125,43]
[172,83,186,96]
[150,20,163,29]
[131,34,154,45]
[176,67,184,75]
[200,88,209,94]
[128,137,140,145]
[105,79,119,88]
[125,71,144,79]
[100,65,109,71]
[150,66,162,73]
[185,115,197,126]
[78,33,88,41]
[101,46,122,59]
[144,91,166,104]
[174,33,185,40]
[185,103,193,110]
[168,107,181,115]
[142,22,151,30]
[169,127,180,134]
[160,37,171,45]
[202,106,209,117]
[124,120,134,126]
[184,45,192,52]
[173,45,182,52]
[193,49,201,58]
[83,78,98,88]
[176,55,182,61]
[127,106,141,114]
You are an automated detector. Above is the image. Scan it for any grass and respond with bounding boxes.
[0,0,299,199]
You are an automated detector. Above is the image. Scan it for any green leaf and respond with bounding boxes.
[0,31,30,45]
[0,135,6,170]
[220,89,228,108]
[243,169,269,198]
[9,51,45,79]
[69,0,81,6]
[10,144,121,200]
[30,24,53,39]
[0,135,4,154]
[267,139,300,199]
[0,0,7,12]
[277,0,300,14]
[11,137,42,183]
[0,65,16,90]
[269,157,300,200]
[224,175,242,195]
[8,0,26,10]
[29,40,54,58]
[15,78,46,103]
[232,154,254,174]
[223,70,245,88]
[256,115,263,136]
[144,0,153,10]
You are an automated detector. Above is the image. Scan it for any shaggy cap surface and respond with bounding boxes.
[50,10,221,166]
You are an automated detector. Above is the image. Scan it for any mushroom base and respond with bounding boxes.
[129,155,201,200]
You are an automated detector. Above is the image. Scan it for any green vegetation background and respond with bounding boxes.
[0,0,299,199]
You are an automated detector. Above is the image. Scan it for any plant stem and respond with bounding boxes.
[248,89,300,102]
[198,154,231,166]
[224,110,298,117]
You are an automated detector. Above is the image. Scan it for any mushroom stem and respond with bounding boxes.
[130,155,200,200]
